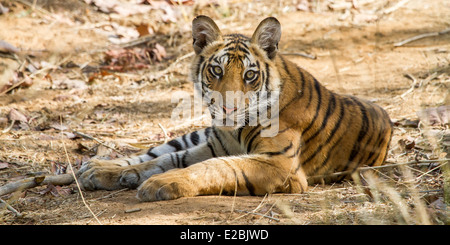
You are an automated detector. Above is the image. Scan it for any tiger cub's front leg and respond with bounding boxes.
[136,153,307,201]
[77,128,214,191]
[136,130,307,201]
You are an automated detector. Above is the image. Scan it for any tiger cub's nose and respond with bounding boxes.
[223,106,238,115]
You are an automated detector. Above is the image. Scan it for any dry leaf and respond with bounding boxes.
[51,78,88,90]
[50,122,69,131]
[393,118,419,128]
[0,162,9,170]
[8,108,28,123]
[0,71,33,94]
[135,23,153,37]
[328,2,352,11]
[38,133,57,140]
[51,162,67,175]
[296,0,311,12]
[0,40,19,53]
[84,0,153,16]
[398,137,415,151]
[417,105,450,126]
[102,44,167,71]
[0,3,9,14]
[353,13,378,23]
[164,0,195,5]
[39,184,72,197]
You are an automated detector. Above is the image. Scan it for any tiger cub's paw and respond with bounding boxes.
[136,171,198,202]
[77,159,141,191]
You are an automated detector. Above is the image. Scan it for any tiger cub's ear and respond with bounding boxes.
[251,17,281,59]
[192,15,222,55]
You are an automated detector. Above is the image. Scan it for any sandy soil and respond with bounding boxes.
[0,0,449,225]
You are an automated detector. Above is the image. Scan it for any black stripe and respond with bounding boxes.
[199,59,208,83]
[367,125,391,167]
[206,141,217,157]
[296,66,306,95]
[241,171,256,196]
[280,56,289,75]
[195,56,205,80]
[246,127,262,153]
[138,155,146,163]
[244,125,260,145]
[358,107,378,166]
[175,153,181,168]
[181,134,189,148]
[212,127,230,155]
[365,109,392,167]
[264,63,270,90]
[168,139,183,151]
[170,153,177,167]
[155,164,165,173]
[147,148,158,158]
[237,45,250,54]
[302,79,322,135]
[181,151,188,168]
[310,101,346,173]
[304,92,337,144]
[305,77,313,109]
[190,131,200,145]
[292,143,302,158]
[237,127,244,144]
[205,127,212,139]
[338,98,370,179]
[311,132,346,175]
[262,143,293,156]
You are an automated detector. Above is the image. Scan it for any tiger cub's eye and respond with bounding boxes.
[211,66,223,76]
[244,70,257,82]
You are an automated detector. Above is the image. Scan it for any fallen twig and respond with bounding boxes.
[399,73,418,99]
[235,209,280,222]
[394,28,450,47]
[158,123,169,144]
[0,197,23,218]
[280,52,317,60]
[91,188,128,201]
[0,173,75,197]
[1,120,15,134]
[149,52,194,80]
[74,131,124,155]
[383,0,411,15]
[124,208,142,213]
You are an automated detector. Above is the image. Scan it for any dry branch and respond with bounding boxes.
[399,73,418,99]
[235,209,280,222]
[149,52,194,80]
[74,131,124,155]
[382,0,411,15]
[280,52,317,60]
[0,197,23,217]
[0,173,74,197]
[394,28,450,47]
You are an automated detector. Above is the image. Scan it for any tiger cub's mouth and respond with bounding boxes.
[209,103,249,129]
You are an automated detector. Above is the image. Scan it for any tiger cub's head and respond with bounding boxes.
[191,15,282,130]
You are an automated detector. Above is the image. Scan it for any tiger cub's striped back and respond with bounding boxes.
[77,16,393,201]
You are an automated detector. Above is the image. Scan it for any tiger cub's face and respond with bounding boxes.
[191,16,282,130]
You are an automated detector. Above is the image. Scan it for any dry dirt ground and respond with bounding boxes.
[0,0,449,225]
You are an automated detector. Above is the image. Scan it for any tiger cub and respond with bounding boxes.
[77,16,393,201]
